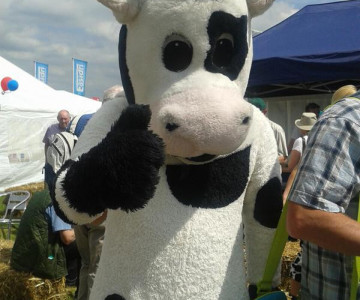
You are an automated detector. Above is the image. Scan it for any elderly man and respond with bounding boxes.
[42,109,71,189]
[287,92,360,299]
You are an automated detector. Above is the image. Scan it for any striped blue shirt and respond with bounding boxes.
[289,94,360,300]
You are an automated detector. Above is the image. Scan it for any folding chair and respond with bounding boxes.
[0,190,31,239]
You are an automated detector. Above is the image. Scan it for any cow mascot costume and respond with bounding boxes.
[52,0,283,299]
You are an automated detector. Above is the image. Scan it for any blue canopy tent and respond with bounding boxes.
[246,0,360,98]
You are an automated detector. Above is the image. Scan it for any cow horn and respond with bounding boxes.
[247,0,275,18]
[97,0,140,24]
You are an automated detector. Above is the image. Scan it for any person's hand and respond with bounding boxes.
[91,210,108,225]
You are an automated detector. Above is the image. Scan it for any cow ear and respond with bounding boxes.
[247,0,275,18]
[97,0,140,24]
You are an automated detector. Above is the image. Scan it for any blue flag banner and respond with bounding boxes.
[34,61,48,84]
[73,58,87,96]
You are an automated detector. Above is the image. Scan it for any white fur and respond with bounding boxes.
[150,86,252,157]
[54,1,280,299]
[60,101,280,299]
[242,108,281,284]
[70,97,128,159]
[92,172,248,299]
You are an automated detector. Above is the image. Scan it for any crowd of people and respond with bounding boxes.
[6,83,360,300]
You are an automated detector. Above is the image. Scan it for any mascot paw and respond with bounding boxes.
[112,104,152,131]
[105,104,165,210]
[64,104,165,213]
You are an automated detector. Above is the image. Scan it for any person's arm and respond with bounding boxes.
[287,108,360,255]
[91,210,107,225]
[278,155,286,165]
[287,201,360,256]
[59,228,76,245]
[47,205,76,245]
[281,150,300,173]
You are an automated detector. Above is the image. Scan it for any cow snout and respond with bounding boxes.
[150,87,252,158]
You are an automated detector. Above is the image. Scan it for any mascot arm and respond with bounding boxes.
[242,126,283,294]
[52,103,164,225]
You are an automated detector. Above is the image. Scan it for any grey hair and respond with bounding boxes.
[57,109,71,119]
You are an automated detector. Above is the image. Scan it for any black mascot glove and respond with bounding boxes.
[61,104,165,215]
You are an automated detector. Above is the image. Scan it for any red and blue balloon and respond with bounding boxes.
[1,76,19,93]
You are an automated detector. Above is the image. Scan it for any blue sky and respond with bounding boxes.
[0,0,348,99]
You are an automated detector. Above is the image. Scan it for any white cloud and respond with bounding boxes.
[88,20,121,41]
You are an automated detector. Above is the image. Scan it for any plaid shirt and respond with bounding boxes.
[289,94,360,300]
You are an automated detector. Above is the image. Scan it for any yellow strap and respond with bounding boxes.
[257,202,288,295]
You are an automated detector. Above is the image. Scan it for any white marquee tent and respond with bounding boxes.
[0,56,102,191]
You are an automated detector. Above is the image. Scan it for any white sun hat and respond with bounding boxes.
[295,112,317,131]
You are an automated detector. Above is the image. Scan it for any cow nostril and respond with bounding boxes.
[166,123,179,132]
[242,117,250,125]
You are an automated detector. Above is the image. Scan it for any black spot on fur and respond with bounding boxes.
[254,177,283,228]
[205,12,248,81]
[105,295,126,300]
[50,160,92,225]
[166,147,250,208]
[57,105,164,215]
[119,26,135,104]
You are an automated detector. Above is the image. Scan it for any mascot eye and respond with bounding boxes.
[212,33,234,68]
[163,34,193,72]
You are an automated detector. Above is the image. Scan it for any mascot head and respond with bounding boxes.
[98,0,274,161]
